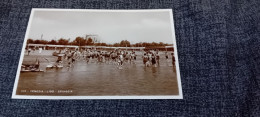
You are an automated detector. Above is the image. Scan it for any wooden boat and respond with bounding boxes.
[20,60,44,72]
[46,54,64,69]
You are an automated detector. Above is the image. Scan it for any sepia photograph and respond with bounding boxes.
[12,9,182,99]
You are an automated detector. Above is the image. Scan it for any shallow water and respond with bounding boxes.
[17,50,179,96]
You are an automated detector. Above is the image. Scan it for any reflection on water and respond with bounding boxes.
[17,60,178,96]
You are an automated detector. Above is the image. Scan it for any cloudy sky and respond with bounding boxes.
[28,10,175,44]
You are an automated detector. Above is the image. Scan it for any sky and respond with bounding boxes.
[28,10,175,44]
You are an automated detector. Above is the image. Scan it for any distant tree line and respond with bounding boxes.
[27,37,172,47]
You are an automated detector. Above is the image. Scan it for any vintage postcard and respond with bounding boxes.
[12,9,183,99]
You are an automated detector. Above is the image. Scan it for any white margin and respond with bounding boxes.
[12,8,183,99]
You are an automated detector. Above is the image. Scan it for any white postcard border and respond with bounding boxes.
[12,8,183,99]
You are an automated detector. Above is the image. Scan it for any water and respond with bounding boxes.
[16,50,179,96]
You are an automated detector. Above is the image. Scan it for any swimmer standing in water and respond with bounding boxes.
[118,53,124,69]
[143,53,149,67]
[151,53,157,67]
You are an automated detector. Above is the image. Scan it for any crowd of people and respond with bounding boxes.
[59,48,176,70]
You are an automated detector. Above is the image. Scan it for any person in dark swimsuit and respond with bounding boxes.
[71,52,76,64]
[151,53,156,67]
[165,52,169,59]
[125,52,130,63]
[28,48,31,55]
[156,51,160,65]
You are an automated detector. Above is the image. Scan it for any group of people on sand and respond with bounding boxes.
[57,48,175,70]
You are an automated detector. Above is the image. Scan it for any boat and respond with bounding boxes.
[20,59,44,72]
[45,54,64,69]
[46,62,63,69]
